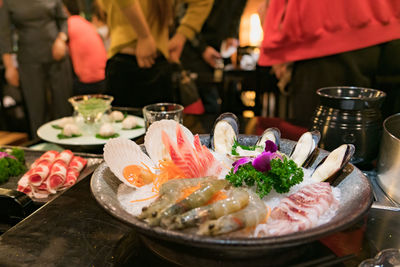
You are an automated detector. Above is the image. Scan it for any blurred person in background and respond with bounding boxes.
[180,0,247,113]
[63,0,107,95]
[98,0,213,108]
[259,0,400,127]
[0,0,73,138]
[91,0,110,51]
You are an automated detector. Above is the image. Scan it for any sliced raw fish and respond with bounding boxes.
[257,182,338,236]
[104,137,156,188]
[161,126,222,178]
[144,120,194,165]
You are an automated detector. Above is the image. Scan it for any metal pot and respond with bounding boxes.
[311,87,386,165]
[377,113,400,204]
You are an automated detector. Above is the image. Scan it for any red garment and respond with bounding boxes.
[67,15,107,83]
[259,0,400,66]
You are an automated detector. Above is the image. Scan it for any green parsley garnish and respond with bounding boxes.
[225,157,304,198]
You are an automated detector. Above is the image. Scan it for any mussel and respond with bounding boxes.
[290,131,321,167]
[255,127,281,149]
[210,113,239,155]
[311,144,355,183]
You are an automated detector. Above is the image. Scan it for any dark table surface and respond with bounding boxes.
[0,114,399,267]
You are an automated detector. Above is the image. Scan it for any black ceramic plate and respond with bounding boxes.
[90,135,373,259]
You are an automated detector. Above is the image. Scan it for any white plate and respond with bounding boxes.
[37,116,145,146]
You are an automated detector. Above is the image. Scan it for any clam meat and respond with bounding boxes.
[210,113,239,155]
[256,127,281,149]
[290,131,320,167]
[311,144,355,183]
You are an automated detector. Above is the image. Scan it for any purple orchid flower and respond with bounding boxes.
[264,140,277,153]
[232,157,251,173]
[252,151,282,172]
[0,151,15,159]
[232,140,282,173]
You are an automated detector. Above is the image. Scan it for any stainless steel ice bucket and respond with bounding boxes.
[377,113,400,204]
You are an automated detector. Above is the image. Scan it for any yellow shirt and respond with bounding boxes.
[99,0,213,59]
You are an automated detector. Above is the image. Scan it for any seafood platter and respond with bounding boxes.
[91,113,372,258]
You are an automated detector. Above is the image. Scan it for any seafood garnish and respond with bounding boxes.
[256,127,281,149]
[104,137,156,188]
[311,144,354,183]
[290,131,320,167]
[160,179,229,227]
[170,188,249,230]
[255,182,339,236]
[144,120,194,165]
[210,113,239,155]
[138,177,217,226]
[198,189,267,236]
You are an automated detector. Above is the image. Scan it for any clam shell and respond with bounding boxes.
[311,144,355,183]
[104,137,156,188]
[290,131,321,167]
[144,120,194,165]
[256,127,281,148]
[210,113,239,154]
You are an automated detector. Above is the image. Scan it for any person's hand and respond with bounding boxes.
[272,63,290,80]
[168,33,186,63]
[202,46,222,68]
[5,66,19,87]
[136,35,157,68]
[52,36,67,61]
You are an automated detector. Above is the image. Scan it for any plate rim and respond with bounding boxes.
[37,116,145,146]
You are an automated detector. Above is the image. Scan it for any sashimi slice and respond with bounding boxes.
[175,126,201,177]
[144,120,194,165]
[104,137,156,188]
[257,182,339,236]
[161,131,193,177]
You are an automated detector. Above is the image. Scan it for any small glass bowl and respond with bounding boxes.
[68,94,113,124]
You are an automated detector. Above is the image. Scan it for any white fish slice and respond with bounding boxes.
[144,120,194,165]
[104,137,156,188]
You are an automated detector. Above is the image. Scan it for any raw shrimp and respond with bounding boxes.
[160,179,229,227]
[170,188,249,230]
[138,176,216,224]
[197,189,267,236]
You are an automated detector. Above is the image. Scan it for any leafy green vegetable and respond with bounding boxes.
[51,125,63,130]
[57,133,82,139]
[121,125,143,130]
[225,157,303,198]
[10,147,25,163]
[231,140,263,156]
[95,133,120,139]
[0,148,26,183]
